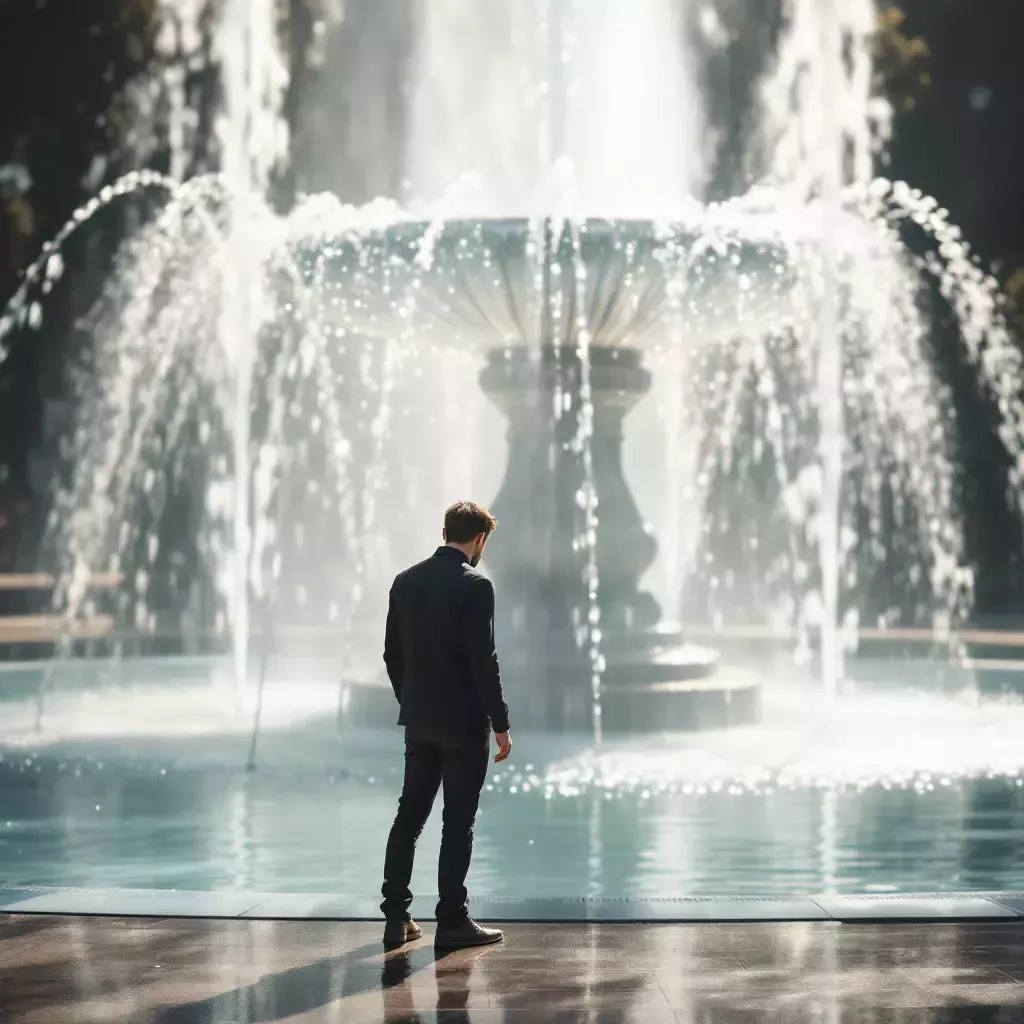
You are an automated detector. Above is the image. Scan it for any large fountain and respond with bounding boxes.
[311,208,798,731]
[0,0,1020,747]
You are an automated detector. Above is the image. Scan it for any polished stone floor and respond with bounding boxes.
[4,914,1024,1022]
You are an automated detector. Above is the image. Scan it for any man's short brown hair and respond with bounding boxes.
[444,501,498,543]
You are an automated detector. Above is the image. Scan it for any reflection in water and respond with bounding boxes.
[961,784,1024,891]
[819,787,838,895]
[227,778,251,892]
[587,787,601,900]
[1,746,1024,896]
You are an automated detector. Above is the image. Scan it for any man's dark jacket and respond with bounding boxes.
[383,546,510,737]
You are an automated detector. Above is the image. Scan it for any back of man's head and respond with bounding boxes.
[444,501,497,543]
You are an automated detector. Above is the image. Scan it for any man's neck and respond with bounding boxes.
[445,542,474,562]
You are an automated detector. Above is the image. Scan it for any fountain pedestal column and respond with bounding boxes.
[478,345,758,732]
[479,344,659,637]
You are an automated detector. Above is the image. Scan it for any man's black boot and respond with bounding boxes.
[434,918,503,948]
[383,919,424,946]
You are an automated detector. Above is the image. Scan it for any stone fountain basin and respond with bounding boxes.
[311,215,796,351]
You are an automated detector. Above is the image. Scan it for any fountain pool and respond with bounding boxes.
[2,644,1024,898]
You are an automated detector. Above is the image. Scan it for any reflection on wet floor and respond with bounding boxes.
[2,914,1024,1022]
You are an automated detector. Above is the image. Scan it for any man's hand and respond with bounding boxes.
[493,730,512,763]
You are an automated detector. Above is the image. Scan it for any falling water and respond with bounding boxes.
[814,4,849,699]
[406,0,702,214]
[753,0,890,692]
[152,0,206,180]
[755,0,885,191]
[215,0,288,699]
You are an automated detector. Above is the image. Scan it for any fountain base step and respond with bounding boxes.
[599,672,761,733]
[341,662,761,735]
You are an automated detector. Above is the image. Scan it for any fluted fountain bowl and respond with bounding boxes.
[309,215,795,353]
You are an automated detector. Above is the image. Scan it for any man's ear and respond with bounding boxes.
[442,528,447,542]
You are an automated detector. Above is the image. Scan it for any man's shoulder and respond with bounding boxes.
[391,557,429,589]
[392,553,458,587]
[461,565,493,591]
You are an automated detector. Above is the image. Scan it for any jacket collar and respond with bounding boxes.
[434,545,470,565]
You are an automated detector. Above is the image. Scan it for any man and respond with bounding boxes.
[380,500,512,948]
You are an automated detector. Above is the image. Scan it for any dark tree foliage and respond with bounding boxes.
[0,1,159,569]
[1,0,159,300]
[885,0,1024,618]
[0,0,226,576]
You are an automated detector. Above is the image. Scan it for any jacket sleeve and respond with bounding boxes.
[383,583,403,702]
[464,576,510,733]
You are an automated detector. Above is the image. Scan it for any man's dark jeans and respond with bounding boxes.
[381,726,490,926]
